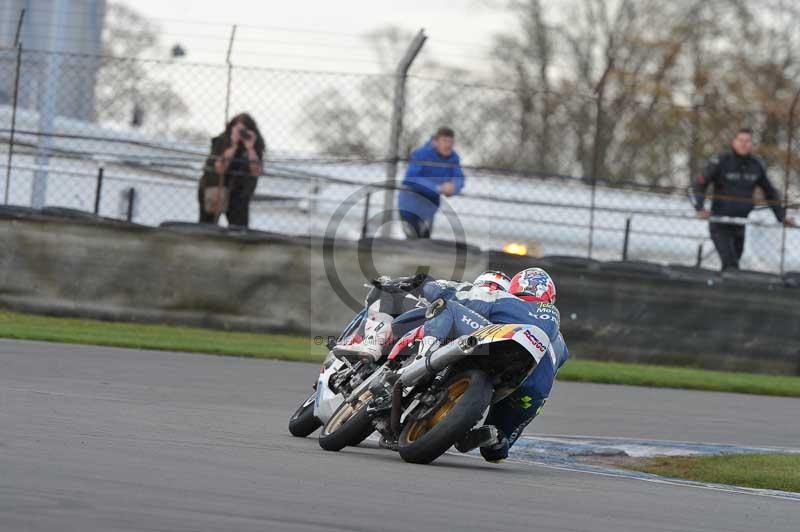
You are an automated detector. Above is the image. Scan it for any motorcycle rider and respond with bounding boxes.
[397,267,569,463]
[333,271,511,363]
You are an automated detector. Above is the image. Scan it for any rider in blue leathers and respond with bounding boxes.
[416,267,569,462]
[390,271,511,339]
[334,272,512,362]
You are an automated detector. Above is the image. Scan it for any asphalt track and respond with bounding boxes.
[1,339,799,532]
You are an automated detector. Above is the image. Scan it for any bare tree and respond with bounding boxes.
[302,25,471,161]
[480,0,561,171]
[95,2,188,132]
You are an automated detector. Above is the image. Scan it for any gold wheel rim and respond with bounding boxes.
[404,377,471,443]
[326,390,372,434]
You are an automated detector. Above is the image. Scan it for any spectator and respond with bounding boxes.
[198,113,265,228]
[693,127,796,270]
[398,127,465,239]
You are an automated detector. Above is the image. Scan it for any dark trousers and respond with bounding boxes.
[710,222,745,271]
[198,187,251,228]
[400,211,432,239]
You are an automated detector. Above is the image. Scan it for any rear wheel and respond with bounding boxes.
[288,392,322,437]
[318,389,375,451]
[398,369,492,464]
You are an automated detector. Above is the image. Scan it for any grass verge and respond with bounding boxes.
[0,311,327,362]
[624,454,800,493]
[556,360,800,398]
[1,311,800,397]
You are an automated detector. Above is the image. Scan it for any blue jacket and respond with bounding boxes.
[398,140,465,222]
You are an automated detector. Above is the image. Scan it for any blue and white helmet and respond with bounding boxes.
[473,270,512,292]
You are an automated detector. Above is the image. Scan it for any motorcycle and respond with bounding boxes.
[317,320,550,464]
[287,277,427,438]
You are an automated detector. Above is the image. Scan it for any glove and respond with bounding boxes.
[397,272,431,293]
[370,276,411,294]
[372,273,430,294]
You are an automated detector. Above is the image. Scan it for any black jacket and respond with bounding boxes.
[693,151,785,221]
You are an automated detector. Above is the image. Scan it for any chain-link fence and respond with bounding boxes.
[1,46,799,273]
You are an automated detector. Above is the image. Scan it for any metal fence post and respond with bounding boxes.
[361,190,372,239]
[780,87,800,275]
[224,24,237,127]
[379,29,427,237]
[4,8,25,205]
[126,188,136,222]
[621,217,632,261]
[93,167,104,215]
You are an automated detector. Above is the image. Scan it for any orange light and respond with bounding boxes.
[503,242,528,256]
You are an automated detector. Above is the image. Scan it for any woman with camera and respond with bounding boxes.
[198,113,265,228]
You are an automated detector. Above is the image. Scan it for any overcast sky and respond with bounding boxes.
[119,0,510,74]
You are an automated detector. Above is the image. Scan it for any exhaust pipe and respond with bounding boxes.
[399,335,478,387]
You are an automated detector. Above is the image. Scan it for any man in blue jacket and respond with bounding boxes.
[398,127,465,239]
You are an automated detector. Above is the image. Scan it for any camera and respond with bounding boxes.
[233,126,253,144]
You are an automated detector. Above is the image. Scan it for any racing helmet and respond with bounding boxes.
[473,270,512,292]
[509,267,556,303]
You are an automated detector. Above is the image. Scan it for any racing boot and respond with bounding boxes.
[479,434,510,463]
[333,312,392,363]
[454,425,500,453]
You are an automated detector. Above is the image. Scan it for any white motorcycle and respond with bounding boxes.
[288,277,427,438]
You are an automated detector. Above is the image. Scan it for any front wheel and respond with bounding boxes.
[288,392,322,437]
[318,389,375,451]
[398,369,493,464]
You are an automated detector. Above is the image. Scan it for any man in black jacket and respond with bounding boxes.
[693,128,795,270]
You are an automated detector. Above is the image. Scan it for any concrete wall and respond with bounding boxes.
[1,211,798,374]
[0,212,486,340]
[489,253,800,375]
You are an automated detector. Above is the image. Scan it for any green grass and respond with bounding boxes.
[1,310,800,397]
[0,311,327,362]
[625,454,800,493]
[556,360,800,398]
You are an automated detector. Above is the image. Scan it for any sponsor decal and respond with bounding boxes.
[516,395,533,410]
[473,324,519,341]
[461,314,481,329]
[524,329,547,353]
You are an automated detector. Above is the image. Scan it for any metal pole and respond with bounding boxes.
[126,188,136,222]
[621,217,631,261]
[32,0,68,208]
[696,243,703,268]
[379,29,427,237]
[93,167,104,215]
[779,87,800,275]
[224,24,237,126]
[361,191,371,239]
[4,9,25,205]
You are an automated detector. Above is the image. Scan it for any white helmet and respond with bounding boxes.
[473,270,512,292]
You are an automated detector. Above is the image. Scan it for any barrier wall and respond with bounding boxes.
[1,210,798,374]
[490,253,800,374]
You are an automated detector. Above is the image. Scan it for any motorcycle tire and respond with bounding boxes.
[398,369,492,464]
[318,389,375,451]
[288,392,322,437]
